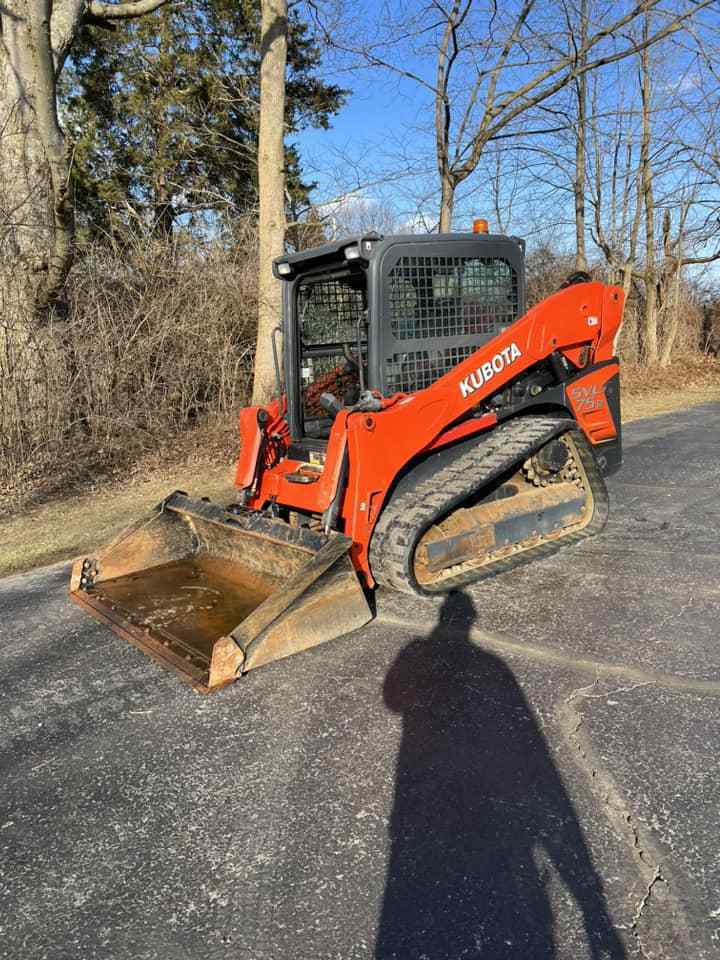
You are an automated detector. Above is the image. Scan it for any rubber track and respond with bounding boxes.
[370,416,609,596]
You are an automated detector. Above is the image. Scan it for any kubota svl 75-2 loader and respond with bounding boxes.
[70,226,623,691]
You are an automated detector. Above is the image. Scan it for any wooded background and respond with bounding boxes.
[1,0,719,501]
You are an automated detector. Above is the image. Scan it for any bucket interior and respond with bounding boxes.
[91,554,280,665]
[70,496,344,691]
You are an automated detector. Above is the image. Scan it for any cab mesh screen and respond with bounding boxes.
[389,255,517,340]
[385,345,477,395]
[297,273,367,424]
[385,255,518,393]
[298,275,365,345]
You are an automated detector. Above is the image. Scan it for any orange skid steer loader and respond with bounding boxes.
[70,226,623,692]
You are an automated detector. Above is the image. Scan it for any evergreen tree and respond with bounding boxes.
[61,0,345,240]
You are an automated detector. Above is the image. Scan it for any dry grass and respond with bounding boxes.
[621,357,720,419]
[0,464,236,579]
[622,356,720,397]
[0,414,240,577]
[0,226,258,510]
[623,382,720,421]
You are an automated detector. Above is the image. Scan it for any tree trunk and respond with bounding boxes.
[658,266,682,367]
[639,274,659,364]
[0,5,73,456]
[638,17,658,366]
[701,303,714,354]
[438,175,455,233]
[573,94,588,272]
[252,0,288,406]
[573,0,589,273]
[0,13,73,317]
[617,260,634,327]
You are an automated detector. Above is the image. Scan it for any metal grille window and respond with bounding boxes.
[297,275,366,344]
[389,255,518,341]
[385,344,476,395]
[297,273,367,428]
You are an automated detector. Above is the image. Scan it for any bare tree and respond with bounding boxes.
[318,0,716,231]
[252,0,288,405]
[634,11,720,364]
[572,0,589,272]
[589,82,644,318]
[526,2,720,367]
[434,0,718,230]
[637,14,660,363]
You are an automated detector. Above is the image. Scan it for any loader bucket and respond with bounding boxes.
[69,492,372,692]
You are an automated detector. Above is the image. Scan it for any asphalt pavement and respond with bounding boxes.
[0,403,719,960]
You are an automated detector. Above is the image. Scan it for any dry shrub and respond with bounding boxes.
[618,281,707,366]
[525,245,578,307]
[526,245,714,369]
[1,224,258,503]
[664,289,706,361]
[621,355,720,397]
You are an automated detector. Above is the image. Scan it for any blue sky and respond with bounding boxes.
[290,0,455,230]
[289,0,574,233]
[294,66,442,227]
[289,0,720,271]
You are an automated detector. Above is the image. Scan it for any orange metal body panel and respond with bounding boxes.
[234,396,290,489]
[234,407,264,488]
[566,364,620,442]
[238,282,624,586]
[424,412,498,452]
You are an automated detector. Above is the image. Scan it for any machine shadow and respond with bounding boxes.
[376,592,626,960]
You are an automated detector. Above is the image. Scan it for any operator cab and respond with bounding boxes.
[273,229,526,444]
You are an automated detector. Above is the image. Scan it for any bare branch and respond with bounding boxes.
[462,0,717,182]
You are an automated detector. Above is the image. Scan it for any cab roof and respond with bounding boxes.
[272,231,523,279]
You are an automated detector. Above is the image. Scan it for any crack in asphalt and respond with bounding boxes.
[630,866,666,954]
[557,681,697,959]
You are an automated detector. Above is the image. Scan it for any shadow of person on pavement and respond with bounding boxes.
[376,591,625,960]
